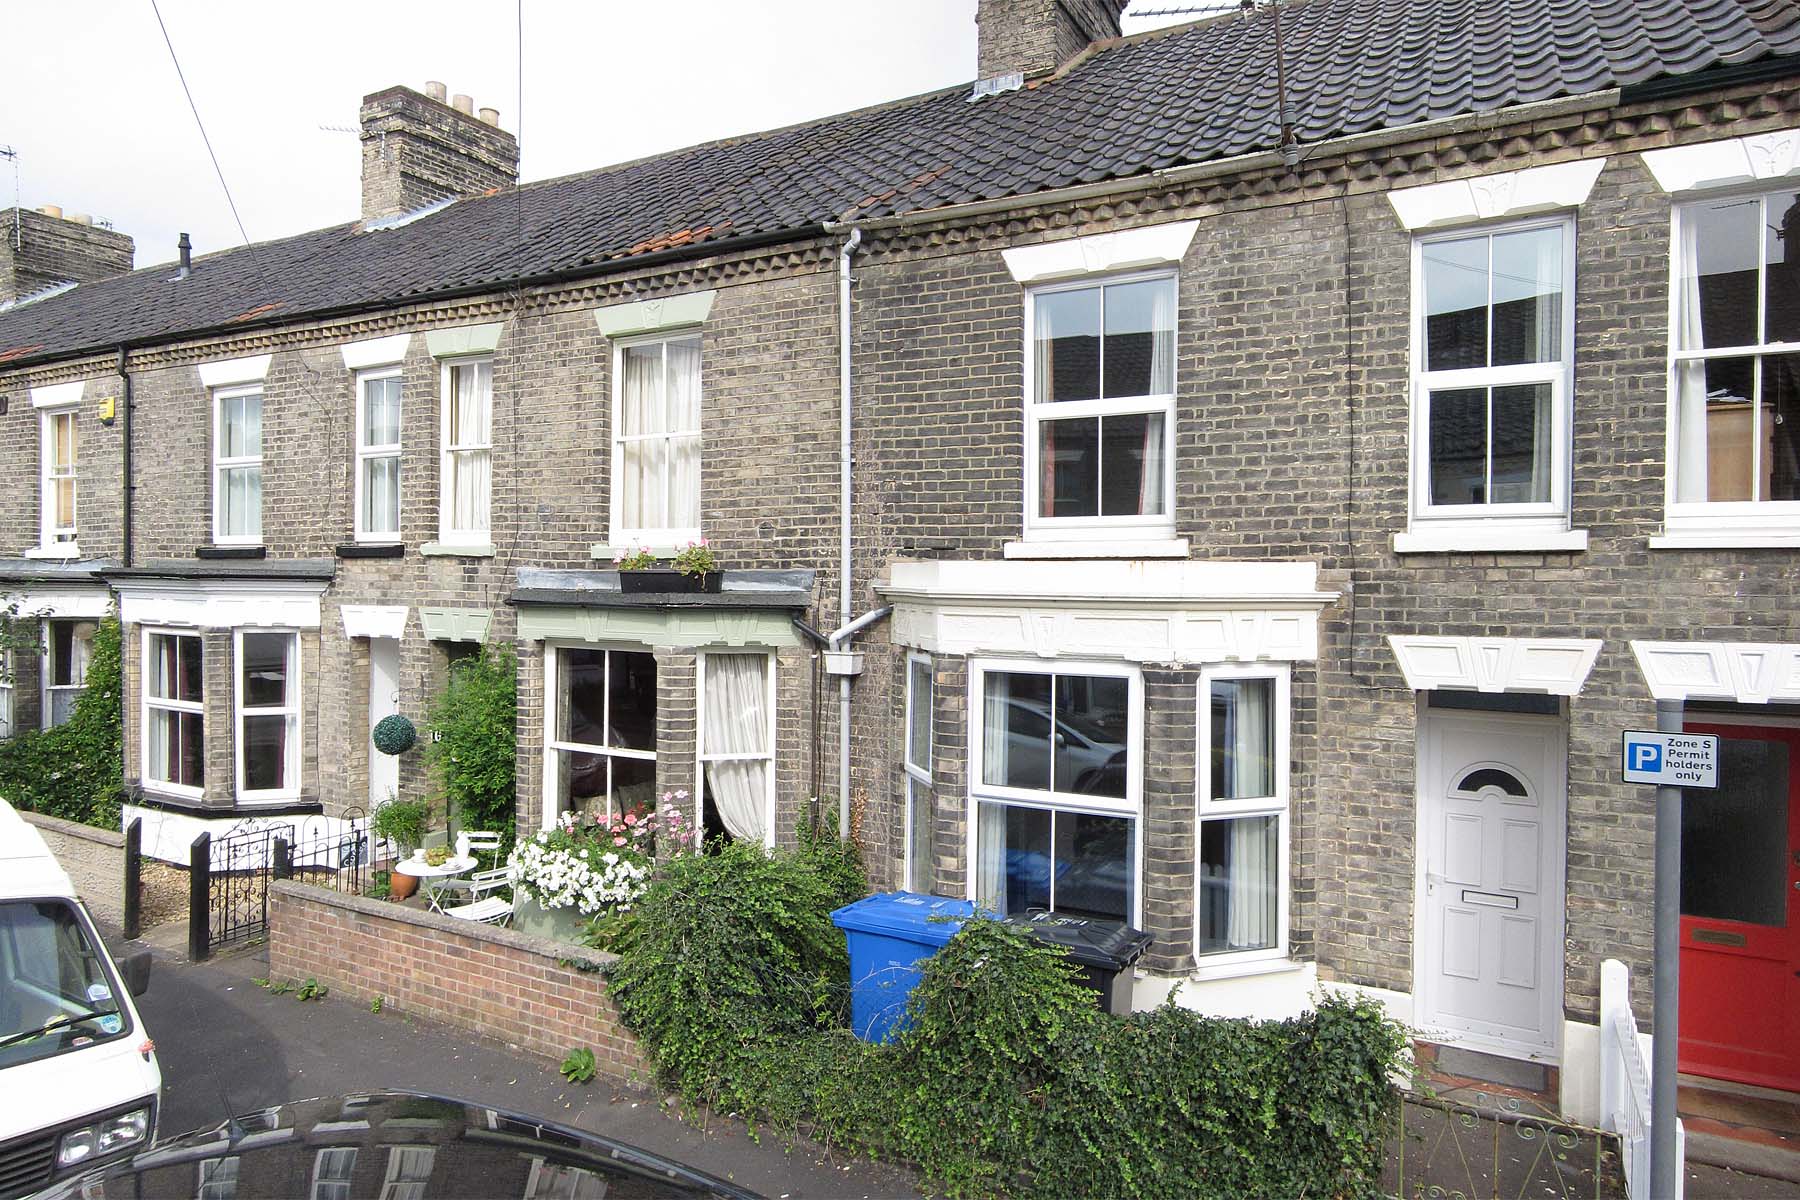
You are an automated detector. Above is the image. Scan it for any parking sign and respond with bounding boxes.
[1620,731,1718,788]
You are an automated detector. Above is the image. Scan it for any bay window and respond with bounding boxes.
[439,357,492,543]
[39,407,77,549]
[1409,217,1574,544]
[355,367,402,541]
[1667,188,1800,533]
[144,631,204,795]
[1197,665,1289,962]
[213,386,264,544]
[1025,274,1175,539]
[698,652,774,848]
[970,661,1139,923]
[236,630,299,799]
[546,647,657,824]
[904,653,934,893]
[612,334,701,545]
[42,618,95,727]
[0,651,13,738]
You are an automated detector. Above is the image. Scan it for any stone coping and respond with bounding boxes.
[21,809,125,849]
[268,879,617,966]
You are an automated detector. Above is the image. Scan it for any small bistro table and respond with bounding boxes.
[392,855,478,912]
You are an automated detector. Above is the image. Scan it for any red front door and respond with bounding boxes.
[1678,721,1800,1092]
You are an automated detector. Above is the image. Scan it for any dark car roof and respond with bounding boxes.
[2,0,1797,369]
[41,1092,761,1200]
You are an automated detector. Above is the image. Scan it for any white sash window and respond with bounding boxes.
[1196,664,1290,965]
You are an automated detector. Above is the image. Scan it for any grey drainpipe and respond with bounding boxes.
[116,345,132,567]
[835,226,862,838]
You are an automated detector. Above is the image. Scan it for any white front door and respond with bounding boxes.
[369,638,400,808]
[1416,710,1566,1059]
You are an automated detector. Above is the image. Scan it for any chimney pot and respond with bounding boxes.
[359,81,520,222]
[452,93,474,115]
[178,232,192,272]
[425,80,448,103]
[70,213,92,226]
[479,107,500,126]
[38,204,62,219]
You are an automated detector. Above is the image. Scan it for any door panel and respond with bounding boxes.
[1419,714,1564,1057]
[1679,721,1800,1091]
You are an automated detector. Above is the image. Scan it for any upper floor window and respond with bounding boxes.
[1026,274,1176,539]
[213,385,264,544]
[612,334,701,545]
[439,357,492,543]
[970,660,1139,924]
[355,367,402,542]
[1669,189,1800,520]
[39,407,77,549]
[1410,218,1574,539]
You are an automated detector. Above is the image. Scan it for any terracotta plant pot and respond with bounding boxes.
[389,870,418,901]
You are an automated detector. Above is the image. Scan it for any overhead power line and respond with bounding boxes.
[149,0,253,251]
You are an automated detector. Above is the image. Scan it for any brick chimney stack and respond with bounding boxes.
[0,206,135,304]
[976,0,1127,80]
[359,82,520,223]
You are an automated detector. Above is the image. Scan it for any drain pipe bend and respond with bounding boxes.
[836,226,862,839]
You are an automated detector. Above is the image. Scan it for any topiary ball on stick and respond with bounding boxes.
[372,714,417,756]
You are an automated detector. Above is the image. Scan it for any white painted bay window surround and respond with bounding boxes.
[354,367,403,542]
[969,659,1141,925]
[235,629,300,800]
[144,630,204,797]
[904,652,934,892]
[612,334,702,548]
[438,357,493,548]
[698,652,776,848]
[1197,665,1289,966]
[213,385,265,544]
[543,646,658,825]
[41,617,95,727]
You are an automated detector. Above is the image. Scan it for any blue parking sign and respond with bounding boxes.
[1621,731,1717,788]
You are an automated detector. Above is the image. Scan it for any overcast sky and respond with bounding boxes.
[2,1,1199,269]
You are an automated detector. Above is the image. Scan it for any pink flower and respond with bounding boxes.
[623,812,638,827]
[613,835,627,846]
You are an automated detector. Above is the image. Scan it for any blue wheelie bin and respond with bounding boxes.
[830,892,975,1042]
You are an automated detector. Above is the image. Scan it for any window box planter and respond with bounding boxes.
[618,569,722,595]
[511,892,590,945]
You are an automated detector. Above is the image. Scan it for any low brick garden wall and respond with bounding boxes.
[267,881,649,1082]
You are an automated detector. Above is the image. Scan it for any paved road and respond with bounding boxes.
[112,926,921,1200]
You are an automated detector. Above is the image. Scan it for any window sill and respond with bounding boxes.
[1393,528,1587,555]
[336,542,405,559]
[421,541,495,558]
[23,543,81,560]
[1003,538,1190,560]
[196,545,268,560]
[1187,955,1305,984]
[589,542,688,562]
[1648,530,1800,549]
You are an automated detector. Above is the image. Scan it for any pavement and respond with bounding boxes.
[107,920,922,1200]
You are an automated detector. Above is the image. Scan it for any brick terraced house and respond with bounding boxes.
[3,0,1800,1125]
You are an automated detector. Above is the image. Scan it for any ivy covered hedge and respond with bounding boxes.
[609,834,1409,1199]
[0,616,125,830]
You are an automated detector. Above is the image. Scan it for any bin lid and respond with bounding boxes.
[830,891,976,947]
[1002,911,1153,969]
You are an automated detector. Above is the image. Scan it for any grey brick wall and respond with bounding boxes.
[0,207,134,304]
[359,87,519,223]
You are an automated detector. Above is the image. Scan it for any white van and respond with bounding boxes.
[0,799,160,1196]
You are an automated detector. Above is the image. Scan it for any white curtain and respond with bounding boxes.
[1148,277,1176,394]
[1220,680,1272,799]
[451,362,491,533]
[1226,816,1276,950]
[668,339,702,530]
[1675,212,1711,503]
[619,346,663,530]
[223,467,261,539]
[975,674,1013,912]
[703,654,770,844]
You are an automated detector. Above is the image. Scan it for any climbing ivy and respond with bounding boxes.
[424,641,516,851]
[0,615,125,829]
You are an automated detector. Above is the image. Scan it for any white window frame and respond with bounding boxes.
[1195,663,1291,971]
[1406,214,1578,547]
[212,384,264,545]
[0,649,13,739]
[695,650,777,850]
[234,628,301,803]
[437,355,492,546]
[903,651,933,892]
[311,1147,357,1200]
[380,1145,435,1200]
[354,366,403,543]
[540,643,658,828]
[1022,269,1178,543]
[142,627,205,801]
[197,1156,240,1200]
[40,617,92,729]
[38,406,78,551]
[609,330,703,549]
[1660,185,1800,545]
[965,657,1144,927]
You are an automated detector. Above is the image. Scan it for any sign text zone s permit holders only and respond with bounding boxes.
[1620,731,1719,789]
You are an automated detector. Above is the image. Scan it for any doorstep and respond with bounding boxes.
[1680,1075,1800,1183]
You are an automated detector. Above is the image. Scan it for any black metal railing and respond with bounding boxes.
[1384,1091,1627,1199]
[274,808,371,897]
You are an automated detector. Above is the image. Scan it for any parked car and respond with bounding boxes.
[998,698,1125,794]
[36,1091,761,1199]
[0,799,160,1199]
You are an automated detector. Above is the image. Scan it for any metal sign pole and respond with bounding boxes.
[1650,697,1682,1200]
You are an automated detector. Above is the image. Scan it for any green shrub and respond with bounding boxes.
[0,616,124,829]
[424,642,516,851]
[371,798,429,853]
